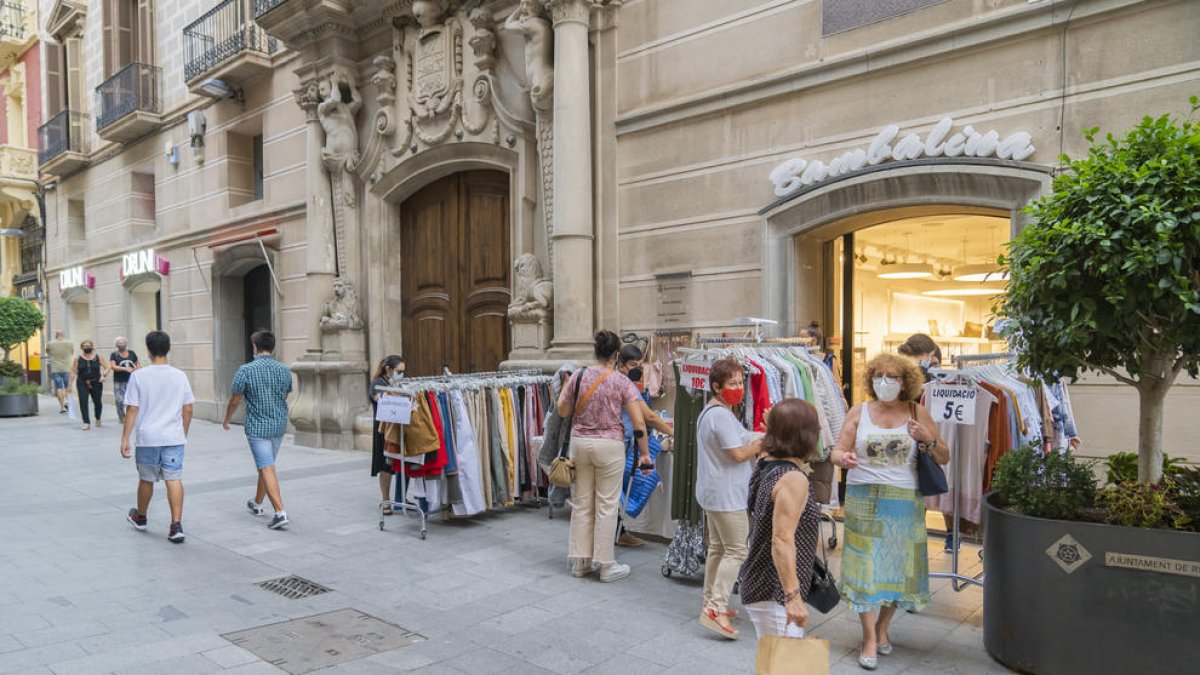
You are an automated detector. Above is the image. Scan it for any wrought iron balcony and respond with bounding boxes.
[96,63,163,143]
[37,109,90,175]
[253,0,288,19]
[184,0,278,86]
[0,1,24,41]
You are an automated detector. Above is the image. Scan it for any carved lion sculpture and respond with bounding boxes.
[508,253,553,322]
[320,276,364,332]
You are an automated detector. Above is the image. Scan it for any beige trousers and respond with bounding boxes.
[703,509,749,613]
[567,436,626,565]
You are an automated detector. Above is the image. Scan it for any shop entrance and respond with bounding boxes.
[214,250,275,424]
[399,170,511,376]
[65,296,91,345]
[242,264,273,361]
[128,281,162,345]
[823,211,1011,403]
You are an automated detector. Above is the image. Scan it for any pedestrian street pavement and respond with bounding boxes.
[0,396,1011,674]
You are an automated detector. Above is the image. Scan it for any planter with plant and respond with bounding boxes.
[986,101,1200,675]
[0,295,44,417]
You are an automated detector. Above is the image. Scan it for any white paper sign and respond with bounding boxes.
[927,383,977,425]
[680,358,712,393]
[375,395,414,424]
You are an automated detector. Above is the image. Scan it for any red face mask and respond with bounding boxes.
[719,386,745,406]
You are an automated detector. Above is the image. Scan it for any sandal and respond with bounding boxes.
[81,424,90,431]
[699,608,739,640]
[381,503,394,516]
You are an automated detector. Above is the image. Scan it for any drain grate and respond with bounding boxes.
[256,575,331,599]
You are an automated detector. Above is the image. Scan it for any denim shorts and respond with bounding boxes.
[135,445,185,482]
[52,372,70,390]
[248,436,284,470]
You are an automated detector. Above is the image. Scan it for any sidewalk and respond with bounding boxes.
[0,397,1007,674]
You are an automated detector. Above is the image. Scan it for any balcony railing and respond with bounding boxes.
[253,0,287,19]
[96,63,162,132]
[0,1,24,41]
[184,0,278,82]
[37,109,89,164]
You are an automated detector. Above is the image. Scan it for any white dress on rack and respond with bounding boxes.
[450,390,486,517]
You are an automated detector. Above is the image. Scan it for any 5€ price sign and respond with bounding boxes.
[680,358,712,393]
[375,395,414,424]
[927,384,977,425]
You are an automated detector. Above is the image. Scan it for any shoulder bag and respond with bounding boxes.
[808,522,841,613]
[911,402,949,496]
[548,368,613,487]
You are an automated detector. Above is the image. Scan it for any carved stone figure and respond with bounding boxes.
[320,277,364,332]
[508,253,553,322]
[467,8,497,71]
[412,0,450,29]
[318,71,362,171]
[504,0,553,113]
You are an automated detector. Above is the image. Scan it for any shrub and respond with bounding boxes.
[1098,482,1193,531]
[0,296,43,362]
[992,445,1098,521]
[1105,451,1186,485]
[1168,467,1200,527]
[0,381,38,396]
[0,359,24,379]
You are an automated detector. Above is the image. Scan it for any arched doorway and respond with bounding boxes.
[213,245,277,422]
[399,170,511,376]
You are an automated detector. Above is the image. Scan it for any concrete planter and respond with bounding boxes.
[0,393,38,417]
[983,492,1199,675]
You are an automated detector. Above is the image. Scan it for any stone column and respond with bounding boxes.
[294,81,337,355]
[547,0,597,358]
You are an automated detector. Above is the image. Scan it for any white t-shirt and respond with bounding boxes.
[124,365,195,447]
[695,404,753,512]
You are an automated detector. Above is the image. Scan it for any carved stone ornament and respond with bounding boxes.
[507,253,553,323]
[545,0,596,26]
[319,276,364,332]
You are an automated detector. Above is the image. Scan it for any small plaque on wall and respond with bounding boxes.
[655,271,692,328]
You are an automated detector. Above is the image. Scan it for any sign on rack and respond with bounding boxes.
[927,383,977,425]
[375,395,414,424]
[680,357,712,393]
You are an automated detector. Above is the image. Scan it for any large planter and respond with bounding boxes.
[983,492,1200,675]
[0,393,37,417]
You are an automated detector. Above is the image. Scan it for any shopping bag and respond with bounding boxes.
[66,394,78,421]
[755,636,830,675]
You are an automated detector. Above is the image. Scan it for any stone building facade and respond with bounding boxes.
[40,0,1200,460]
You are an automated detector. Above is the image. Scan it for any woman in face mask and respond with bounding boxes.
[70,339,110,431]
[828,353,948,670]
[897,333,940,382]
[694,358,763,640]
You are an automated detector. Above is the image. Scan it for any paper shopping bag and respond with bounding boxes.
[66,394,78,421]
[755,636,830,675]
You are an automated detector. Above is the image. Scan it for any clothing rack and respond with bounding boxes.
[952,352,1015,366]
[374,369,554,539]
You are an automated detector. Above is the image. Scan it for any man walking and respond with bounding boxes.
[46,331,74,414]
[223,330,293,530]
[120,331,195,543]
[109,337,140,424]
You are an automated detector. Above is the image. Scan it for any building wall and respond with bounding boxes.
[612,0,1200,462]
[40,0,311,420]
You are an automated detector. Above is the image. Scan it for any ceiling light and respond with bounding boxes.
[922,288,1006,297]
[953,263,1009,282]
[878,263,934,279]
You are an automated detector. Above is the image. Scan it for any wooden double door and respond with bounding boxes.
[400,170,511,376]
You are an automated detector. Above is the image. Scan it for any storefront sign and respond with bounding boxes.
[769,117,1036,197]
[17,281,39,301]
[59,267,94,291]
[1105,553,1200,578]
[121,248,170,280]
[375,395,414,425]
[927,383,977,425]
[680,357,712,393]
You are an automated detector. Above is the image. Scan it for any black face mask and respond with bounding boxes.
[83,348,94,355]
[627,366,644,383]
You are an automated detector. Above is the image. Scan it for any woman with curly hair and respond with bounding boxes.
[828,353,948,670]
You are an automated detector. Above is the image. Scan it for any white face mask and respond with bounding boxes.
[873,376,902,402]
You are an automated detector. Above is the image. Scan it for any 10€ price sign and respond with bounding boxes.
[927,384,977,425]
[680,358,712,393]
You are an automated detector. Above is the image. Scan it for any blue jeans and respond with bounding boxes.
[52,372,70,391]
[248,436,284,470]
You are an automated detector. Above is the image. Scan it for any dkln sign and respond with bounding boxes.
[60,266,91,290]
[769,117,1036,198]
[121,249,168,280]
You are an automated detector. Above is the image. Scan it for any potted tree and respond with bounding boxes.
[987,100,1200,675]
[0,295,44,417]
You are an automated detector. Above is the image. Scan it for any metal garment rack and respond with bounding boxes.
[373,369,551,539]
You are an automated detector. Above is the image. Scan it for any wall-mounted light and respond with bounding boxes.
[187,111,207,164]
[197,78,243,103]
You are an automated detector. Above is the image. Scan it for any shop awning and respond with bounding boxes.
[190,227,282,298]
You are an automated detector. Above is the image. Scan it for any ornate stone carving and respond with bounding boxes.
[292,80,321,119]
[317,68,362,275]
[467,8,497,71]
[508,253,554,323]
[319,276,364,332]
[546,0,595,26]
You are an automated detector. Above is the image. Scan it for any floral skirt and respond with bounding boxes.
[839,484,931,613]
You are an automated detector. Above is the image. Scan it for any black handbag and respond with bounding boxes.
[912,402,949,497]
[807,524,841,613]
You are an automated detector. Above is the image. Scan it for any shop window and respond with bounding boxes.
[129,279,161,341]
[822,0,948,36]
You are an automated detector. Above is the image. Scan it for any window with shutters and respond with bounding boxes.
[39,1,90,168]
[103,0,155,75]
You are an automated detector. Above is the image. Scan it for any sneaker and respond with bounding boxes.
[616,532,645,547]
[599,563,631,583]
[127,508,147,531]
[168,522,185,543]
[59,408,67,415]
[571,559,596,578]
[268,513,289,530]
[700,608,740,640]
[246,499,265,516]
[944,533,958,552]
